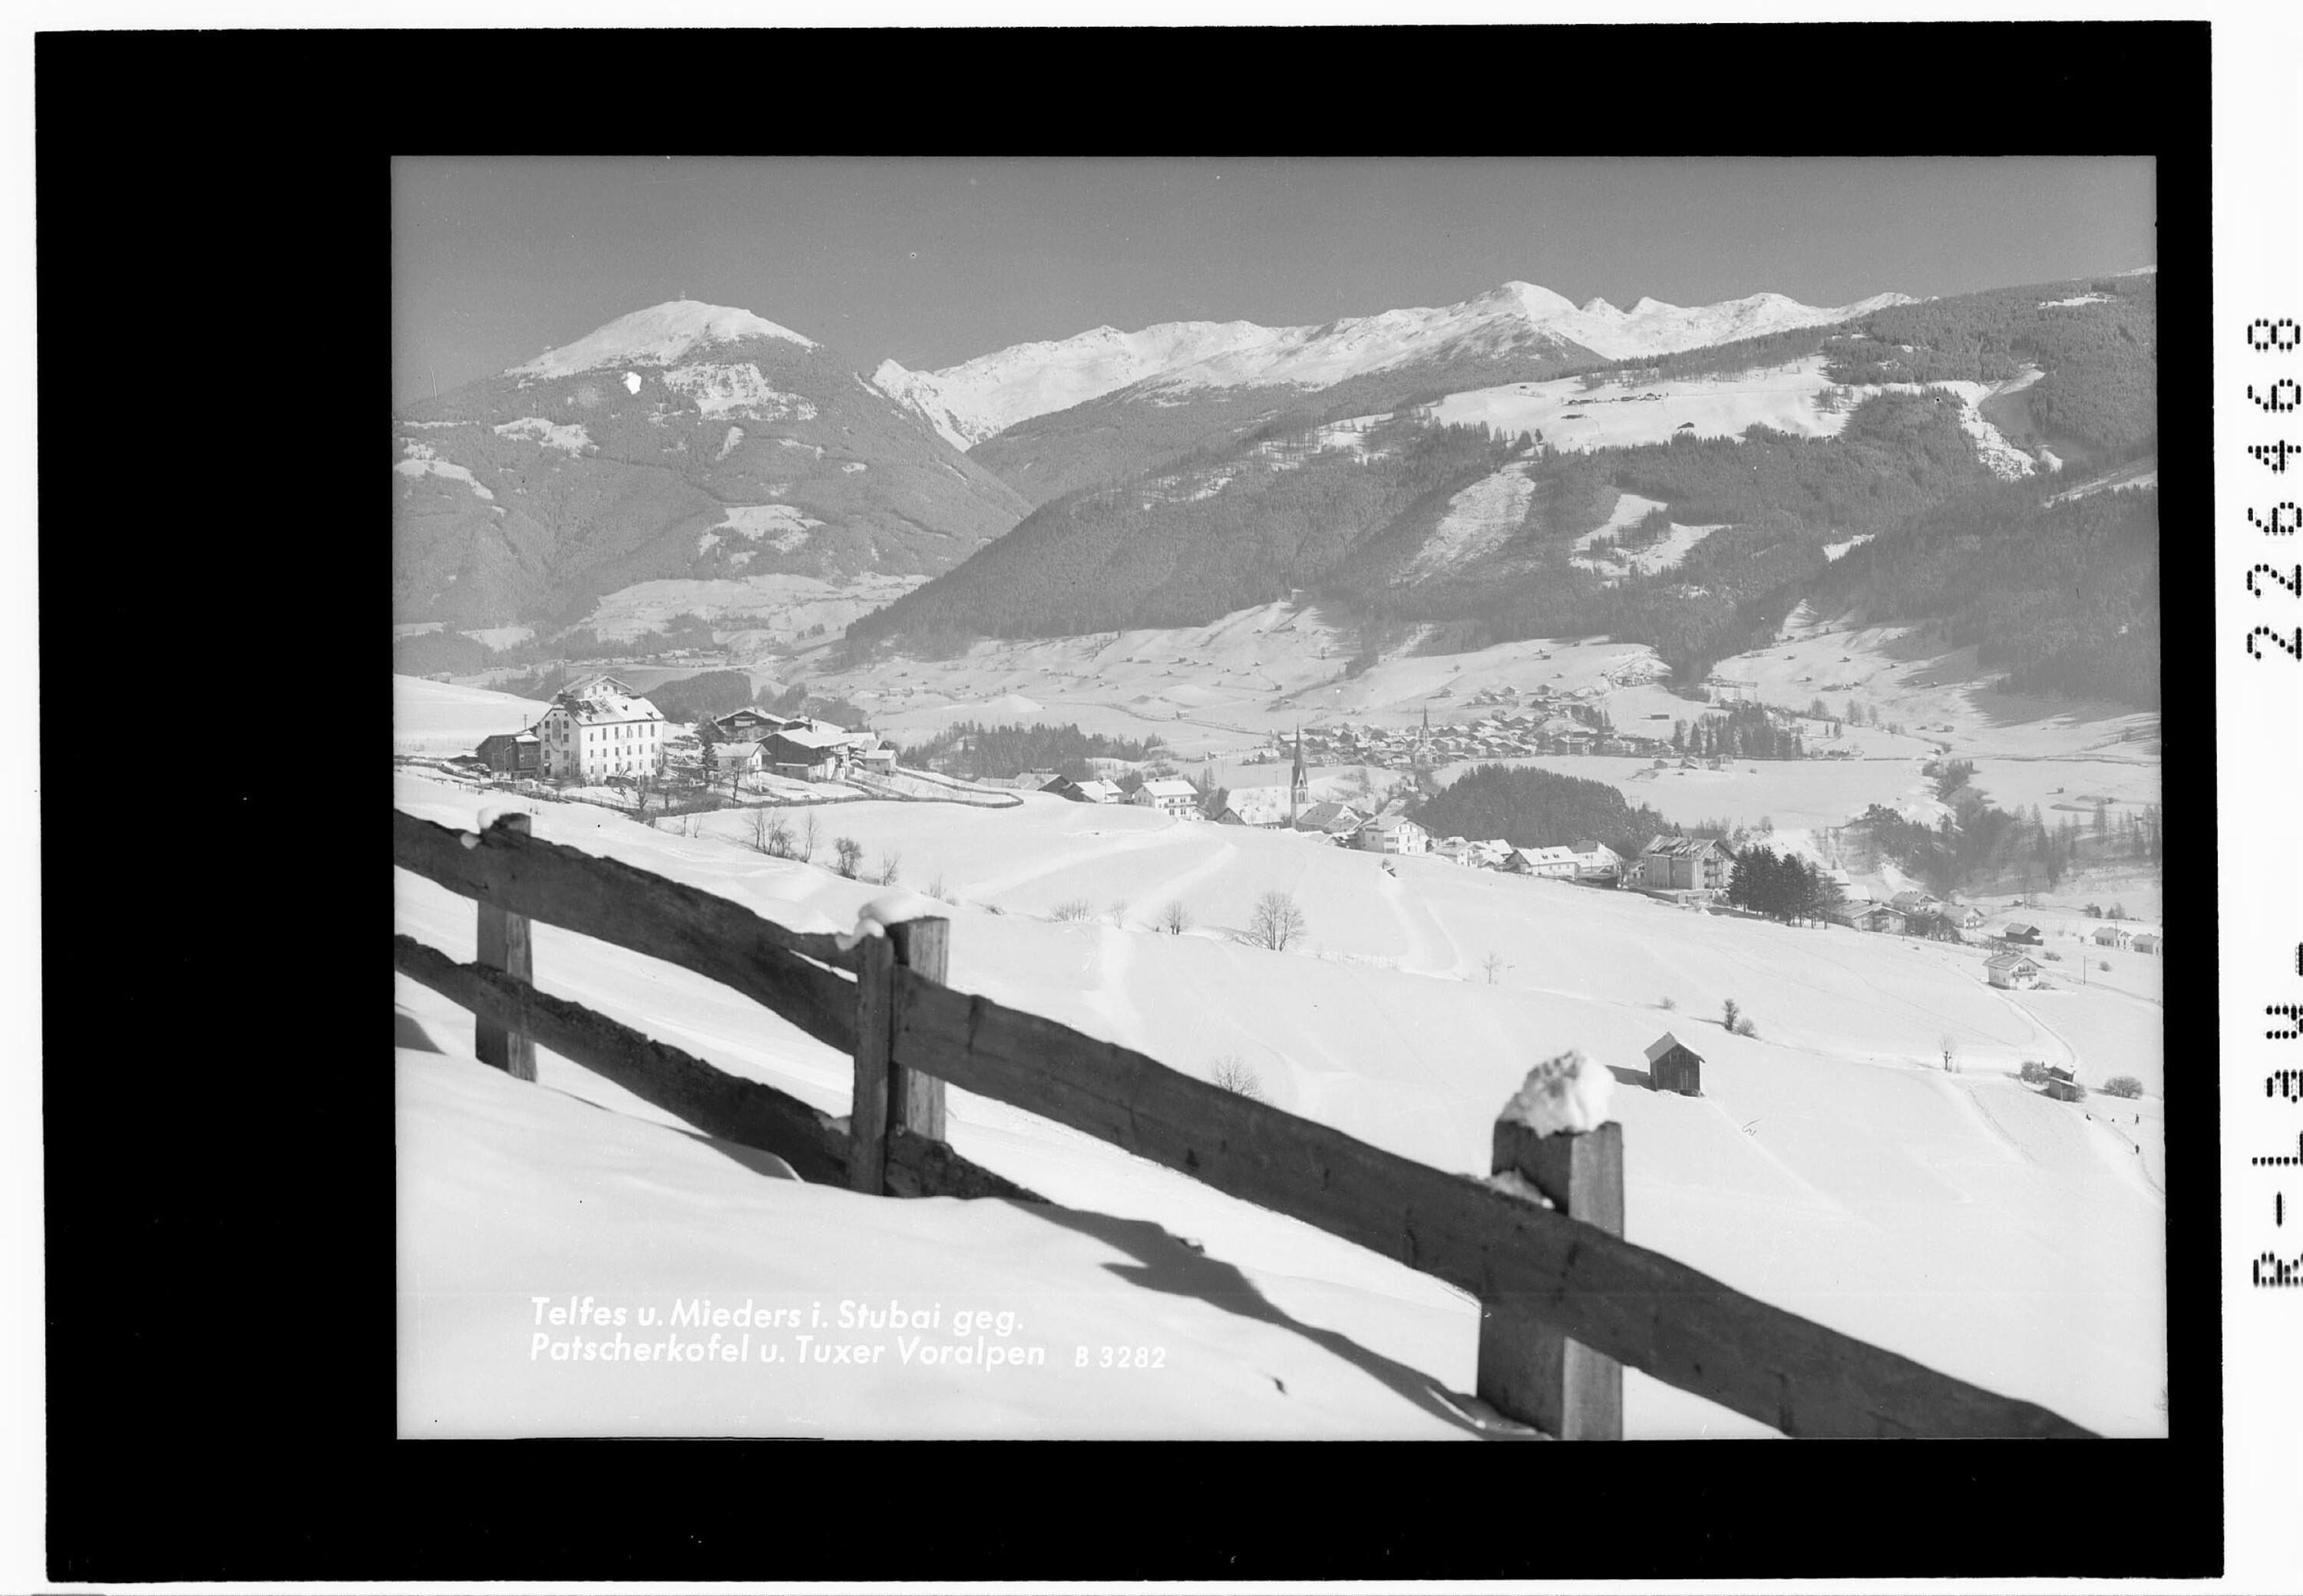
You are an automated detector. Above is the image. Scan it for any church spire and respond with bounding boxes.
[1289,725,1308,825]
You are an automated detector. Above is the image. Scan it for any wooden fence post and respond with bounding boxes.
[849,931,896,1194]
[1477,1117,1624,1439]
[473,812,537,1081]
[887,917,949,1144]
[849,917,950,1195]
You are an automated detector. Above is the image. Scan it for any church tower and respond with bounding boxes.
[1289,725,1309,826]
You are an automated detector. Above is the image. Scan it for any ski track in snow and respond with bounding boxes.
[959,824,1177,900]
[1375,867,1465,980]
[1125,836,1244,929]
[1080,924,1147,1047]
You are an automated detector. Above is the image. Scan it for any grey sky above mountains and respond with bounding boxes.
[392,156,2154,408]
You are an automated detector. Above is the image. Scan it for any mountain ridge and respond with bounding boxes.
[874,279,1918,452]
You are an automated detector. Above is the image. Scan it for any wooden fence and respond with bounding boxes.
[392,807,2096,1441]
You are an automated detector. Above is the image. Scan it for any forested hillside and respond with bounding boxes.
[1411,765,1674,861]
[848,417,1519,648]
[1336,390,1994,681]
[1810,481,2161,706]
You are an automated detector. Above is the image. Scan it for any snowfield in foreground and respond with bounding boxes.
[396,770,2163,1439]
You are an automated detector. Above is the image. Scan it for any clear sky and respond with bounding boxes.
[392,156,2155,406]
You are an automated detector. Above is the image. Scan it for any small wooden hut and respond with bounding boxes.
[1644,1032,1703,1097]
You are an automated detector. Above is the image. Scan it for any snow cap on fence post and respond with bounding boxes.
[835,890,948,952]
[1500,1047,1615,1138]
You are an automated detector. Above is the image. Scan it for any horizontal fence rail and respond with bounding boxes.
[392,934,1037,1201]
[393,807,2096,1441]
[393,808,859,1052]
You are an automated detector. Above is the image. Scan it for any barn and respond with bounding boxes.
[1643,1032,1703,1096]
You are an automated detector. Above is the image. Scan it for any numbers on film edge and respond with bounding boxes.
[2250,321,2303,663]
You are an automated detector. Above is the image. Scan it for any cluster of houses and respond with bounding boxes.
[1033,768,1634,881]
[1287,706,1675,773]
[700,706,895,784]
[468,676,895,788]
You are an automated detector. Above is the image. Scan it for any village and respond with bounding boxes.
[433,672,2161,1025]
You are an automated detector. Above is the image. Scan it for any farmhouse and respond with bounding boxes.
[1466,838,1515,871]
[537,676,666,781]
[760,725,859,781]
[1850,905,1909,935]
[1043,776,1125,804]
[1221,784,1297,828]
[2093,924,2136,950]
[1987,952,2043,990]
[1293,801,1364,843]
[1998,921,2043,944]
[709,707,793,743]
[475,730,540,776]
[1570,841,1624,882]
[709,740,764,780]
[1356,814,1429,856]
[1644,1032,1703,1096]
[1504,844,1579,879]
[2132,932,2163,956]
[1131,778,1201,818]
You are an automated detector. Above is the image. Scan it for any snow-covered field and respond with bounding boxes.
[393,677,551,756]
[1430,355,2039,478]
[396,764,2163,1439]
[1569,491,1726,580]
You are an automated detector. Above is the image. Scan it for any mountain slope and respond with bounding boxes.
[879,280,1913,503]
[392,301,1032,628]
[851,273,2156,704]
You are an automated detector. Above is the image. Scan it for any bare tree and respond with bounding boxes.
[1160,900,1192,936]
[1106,898,1129,927]
[834,837,864,878]
[797,811,819,864]
[1940,1033,1959,1073]
[1053,898,1094,922]
[1210,1055,1265,1101]
[1245,890,1307,952]
[1482,951,1507,984]
[875,849,902,887]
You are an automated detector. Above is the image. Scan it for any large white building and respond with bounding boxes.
[1132,778,1201,818]
[538,675,666,781]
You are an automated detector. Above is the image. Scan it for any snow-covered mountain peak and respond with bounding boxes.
[1489,280,1584,321]
[510,300,819,379]
[1581,296,1625,319]
[1628,296,1680,316]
